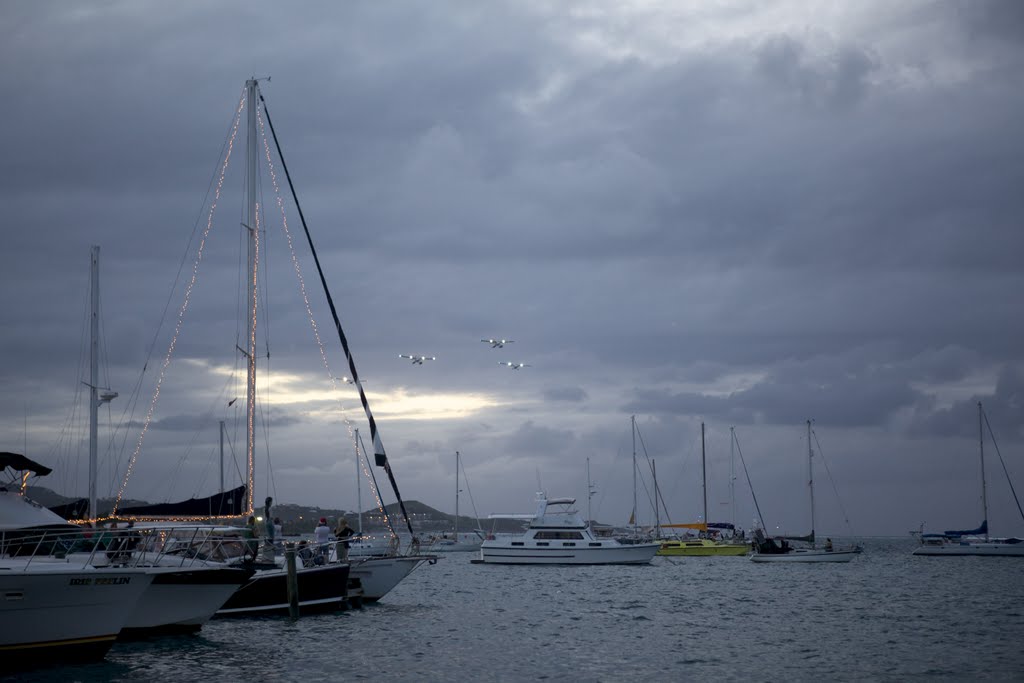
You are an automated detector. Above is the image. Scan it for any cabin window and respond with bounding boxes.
[534,531,585,540]
[511,542,524,546]
[589,543,602,547]
[535,542,549,546]
[562,542,576,547]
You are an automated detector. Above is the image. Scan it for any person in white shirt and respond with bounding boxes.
[313,517,331,564]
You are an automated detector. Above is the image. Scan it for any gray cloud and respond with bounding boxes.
[2,1,1023,535]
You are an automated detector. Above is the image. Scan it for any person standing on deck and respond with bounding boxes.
[334,517,355,562]
[261,497,276,560]
[313,517,331,564]
[244,516,259,562]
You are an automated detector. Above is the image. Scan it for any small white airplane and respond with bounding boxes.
[499,362,530,370]
[482,338,514,348]
[400,354,436,365]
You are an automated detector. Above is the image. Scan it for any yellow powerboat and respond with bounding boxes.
[657,537,750,556]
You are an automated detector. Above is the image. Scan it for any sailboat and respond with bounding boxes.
[428,451,484,553]
[658,423,749,557]
[913,402,1024,557]
[100,80,360,616]
[750,421,858,563]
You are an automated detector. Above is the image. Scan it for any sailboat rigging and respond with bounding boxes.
[750,420,858,563]
[105,79,418,543]
[914,402,1024,557]
[258,89,416,539]
[427,451,484,552]
[657,422,749,556]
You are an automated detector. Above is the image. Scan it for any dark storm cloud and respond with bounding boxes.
[2,1,1023,534]
[543,386,588,402]
[911,367,1024,440]
[501,420,576,460]
[146,410,302,433]
[627,367,922,429]
[756,35,879,111]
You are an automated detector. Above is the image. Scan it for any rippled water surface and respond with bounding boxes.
[10,539,1024,682]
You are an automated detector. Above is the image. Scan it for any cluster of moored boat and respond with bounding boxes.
[471,491,1023,564]
[470,494,863,565]
[0,454,436,670]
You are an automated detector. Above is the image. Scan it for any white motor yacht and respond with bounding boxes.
[0,558,153,668]
[477,495,659,565]
[1,471,250,636]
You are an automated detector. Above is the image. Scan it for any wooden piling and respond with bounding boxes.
[285,543,299,619]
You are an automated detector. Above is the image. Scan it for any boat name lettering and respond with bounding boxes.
[68,577,131,586]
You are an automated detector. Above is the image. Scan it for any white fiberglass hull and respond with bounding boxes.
[478,542,659,565]
[913,541,1024,557]
[345,539,396,559]
[0,563,152,665]
[750,549,858,563]
[121,566,251,634]
[349,555,434,601]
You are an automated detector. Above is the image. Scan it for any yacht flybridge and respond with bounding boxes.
[476,494,659,565]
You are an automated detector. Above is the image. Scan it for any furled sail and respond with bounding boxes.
[118,484,246,518]
[942,520,987,538]
[49,498,90,520]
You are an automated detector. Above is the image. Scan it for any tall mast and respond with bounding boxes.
[652,459,660,539]
[86,246,117,520]
[219,420,225,495]
[355,428,363,534]
[730,426,736,528]
[807,420,815,543]
[244,78,258,514]
[455,451,460,538]
[88,246,99,520]
[978,401,989,540]
[631,415,637,533]
[586,457,592,528]
[701,422,707,528]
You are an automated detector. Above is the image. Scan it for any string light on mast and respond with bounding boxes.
[113,90,247,519]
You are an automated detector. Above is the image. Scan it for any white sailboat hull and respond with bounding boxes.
[913,541,1024,557]
[427,534,483,553]
[750,548,858,563]
[121,566,250,633]
[430,541,481,552]
[349,555,434,601]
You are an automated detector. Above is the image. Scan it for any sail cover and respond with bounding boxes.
[49,498,90,520]
[942,520,987,537]
[118,485,247,517]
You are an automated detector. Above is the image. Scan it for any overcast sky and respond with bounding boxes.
[2,1,1022,537]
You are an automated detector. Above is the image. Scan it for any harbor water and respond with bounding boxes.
[9,538,1024,682]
